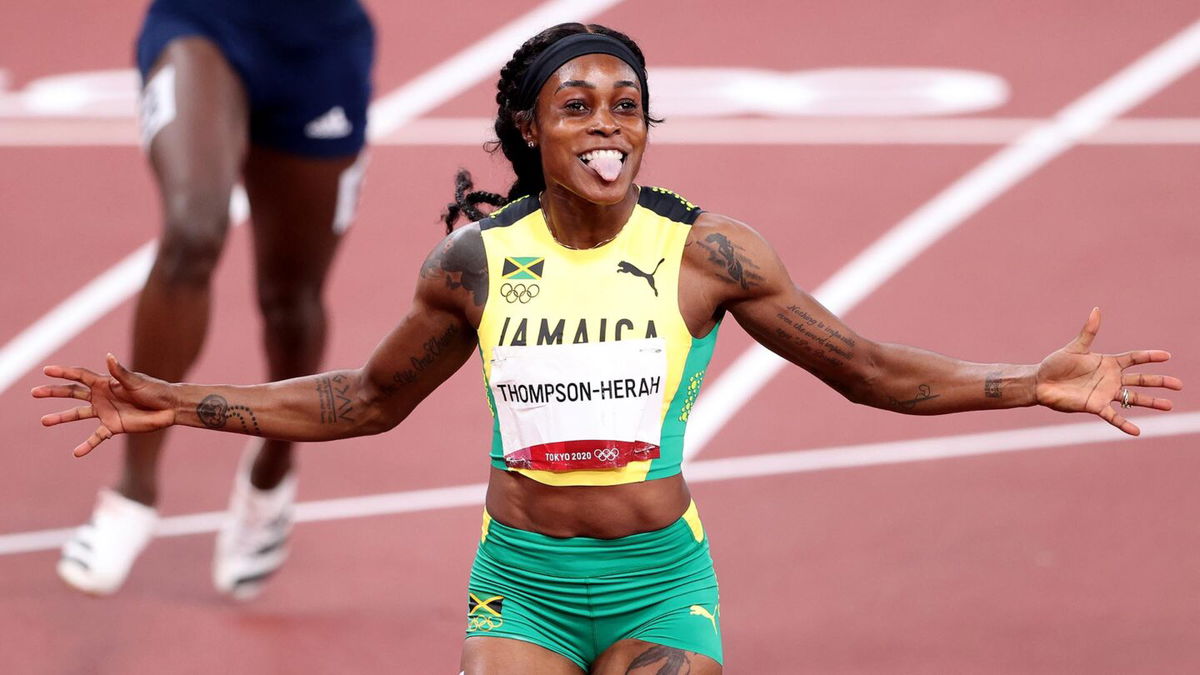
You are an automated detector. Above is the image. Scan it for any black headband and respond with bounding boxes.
[514,33,647,111]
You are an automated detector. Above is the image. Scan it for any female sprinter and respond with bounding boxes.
[34,23,1181,675]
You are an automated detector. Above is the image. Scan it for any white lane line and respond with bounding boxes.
[681,18,1200,460]
[0,242,154,392]
[685,412,1200,483]
[9,117,1200,147]
[0,0,625,396]
[0,188,249,395]
[2,412,1195,557]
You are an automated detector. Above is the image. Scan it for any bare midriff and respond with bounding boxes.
[484,467,692,539]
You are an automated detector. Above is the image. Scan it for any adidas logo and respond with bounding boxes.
[305,106,352,139]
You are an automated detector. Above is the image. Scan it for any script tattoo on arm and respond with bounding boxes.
[196,394,262,435]
[984,371,1003,398]
[378,323,462,399]
[691,232,765,290]
[771,303,857,369]
[420,228,488,307]
[317,374,356,424]
[888,384,941,411]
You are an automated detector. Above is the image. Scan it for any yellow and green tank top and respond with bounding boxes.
[476,187,718,487]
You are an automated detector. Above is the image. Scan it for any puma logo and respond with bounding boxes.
[616,258,665,296]
[689,604,720,634]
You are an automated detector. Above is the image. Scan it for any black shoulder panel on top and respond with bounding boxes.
[478,195,539,231]
[637,186,703,224]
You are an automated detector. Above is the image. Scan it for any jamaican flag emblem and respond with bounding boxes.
[502,257,544,280]
[467,593,504,632]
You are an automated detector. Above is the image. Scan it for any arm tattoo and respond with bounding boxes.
[984,371,1003,398]
[888,384,941,411]
[317,374,357,424]
[379,323,462,399]
[692,232,764,290]
[420,229,488,306]
[771,304,856,368]
[196,394,262,435]
[625,645,692,674]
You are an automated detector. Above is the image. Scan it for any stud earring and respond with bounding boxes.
[527,141,535,148]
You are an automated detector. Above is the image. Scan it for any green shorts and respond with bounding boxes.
[465,501,722,670]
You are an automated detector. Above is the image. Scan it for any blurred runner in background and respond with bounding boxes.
[57,0,374,599]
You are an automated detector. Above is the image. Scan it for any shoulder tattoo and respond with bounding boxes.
[688,231,765,291]
[420,227,488,307]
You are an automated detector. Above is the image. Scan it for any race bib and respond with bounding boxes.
[489,338,667,471]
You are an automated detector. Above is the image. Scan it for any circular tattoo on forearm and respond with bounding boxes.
[196,395,229,429]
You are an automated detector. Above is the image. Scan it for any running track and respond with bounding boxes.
[2,1,1198,673]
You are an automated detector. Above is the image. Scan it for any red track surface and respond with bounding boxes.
[2,1,1198,673]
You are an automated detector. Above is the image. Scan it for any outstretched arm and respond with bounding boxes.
[34,225,489,456]
[684,215,1182,435]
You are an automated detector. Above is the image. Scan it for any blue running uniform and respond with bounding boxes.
[136,0,374,157]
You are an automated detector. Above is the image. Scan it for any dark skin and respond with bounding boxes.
[35,54,1182,674]
[118,38,358,506]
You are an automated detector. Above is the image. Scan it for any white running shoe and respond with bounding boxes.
[213,442,296,600]
[57,489,159,595]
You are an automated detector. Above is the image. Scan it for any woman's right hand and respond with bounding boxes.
[32,353,178,457]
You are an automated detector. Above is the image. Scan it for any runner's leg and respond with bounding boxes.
[118,37,248,505]
[592,639,722,674]
[240,147,360,488]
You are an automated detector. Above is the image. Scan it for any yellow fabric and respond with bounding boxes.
[478,195,693,486]
[681,500,705,543]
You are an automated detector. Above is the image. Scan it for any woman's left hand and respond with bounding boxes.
[32,354,179,456]
[1036,308,1183,435]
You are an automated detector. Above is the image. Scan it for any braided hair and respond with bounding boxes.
[442,23,659,233]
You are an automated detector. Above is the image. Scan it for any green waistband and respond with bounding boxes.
[479,507,708,578]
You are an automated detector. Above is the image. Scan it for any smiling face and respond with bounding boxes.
[523,53,648,206]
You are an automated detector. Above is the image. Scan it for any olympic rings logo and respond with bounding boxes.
[467,616,504,632]
[595,448,620,462]
[500,282,540,304]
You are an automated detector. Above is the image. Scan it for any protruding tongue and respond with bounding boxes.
[591,155,623,182]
